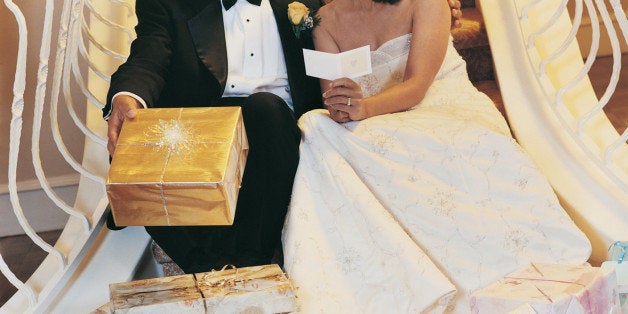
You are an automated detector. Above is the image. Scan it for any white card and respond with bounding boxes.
[303,45,372,80]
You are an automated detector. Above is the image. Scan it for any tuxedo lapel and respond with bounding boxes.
[188,1,228,91]
[268,0,292,46]
[269,0,322,115]
[268,0,317,56]
[186,0,321,115]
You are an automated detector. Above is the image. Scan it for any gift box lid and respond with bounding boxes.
[108,107,247,184]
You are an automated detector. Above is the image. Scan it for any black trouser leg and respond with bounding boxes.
[232,92,301,267]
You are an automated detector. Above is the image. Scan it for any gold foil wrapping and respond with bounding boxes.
[109,264,296,313]
[106,107,248,226]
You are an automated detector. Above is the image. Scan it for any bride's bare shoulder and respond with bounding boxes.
[317,0,338,19]
[316,0,351,29]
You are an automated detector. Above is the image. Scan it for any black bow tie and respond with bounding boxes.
[222,0,262,10]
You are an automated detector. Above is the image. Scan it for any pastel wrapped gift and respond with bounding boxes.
[602,241,628,310]
[106,107,248,226]
[470,263,619,313]
[108,264,296,313]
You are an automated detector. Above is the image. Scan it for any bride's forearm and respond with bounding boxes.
[362,78,432,118]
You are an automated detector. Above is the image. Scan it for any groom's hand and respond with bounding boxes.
[448,0,462,29]
[107,95,142,156]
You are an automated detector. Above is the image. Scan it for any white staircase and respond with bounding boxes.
[1,0,626,312]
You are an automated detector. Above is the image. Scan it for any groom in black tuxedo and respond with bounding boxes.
[104,0,463,273]
[104,0,323,273]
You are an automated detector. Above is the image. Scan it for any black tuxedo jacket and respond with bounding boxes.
[104,0,323,119]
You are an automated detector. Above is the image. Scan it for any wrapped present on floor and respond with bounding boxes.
[470,262,620,313]
[109,274,205,313]
[602,241,628,310]
[108,264,296,313]
[106,107,248,226]
[196,264,297,313]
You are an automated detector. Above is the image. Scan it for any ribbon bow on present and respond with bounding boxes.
[609,241,628,264]
[201,264,288,292]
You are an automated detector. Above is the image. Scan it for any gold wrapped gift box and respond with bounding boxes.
[109,264,296,313]
[106,107,248,226]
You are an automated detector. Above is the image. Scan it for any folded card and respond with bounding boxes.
[303,45,372,80]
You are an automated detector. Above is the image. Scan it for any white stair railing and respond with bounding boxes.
[480,0,627,263]
[2,0,626,312]
[1,1,151,313]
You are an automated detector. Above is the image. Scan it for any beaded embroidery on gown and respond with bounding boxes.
[282,34,591,313]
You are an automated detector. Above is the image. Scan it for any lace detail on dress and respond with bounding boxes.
[355,33,465,98]
[356,34,411,98]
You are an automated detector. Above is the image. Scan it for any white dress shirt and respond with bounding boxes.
[107,0,291,120]
[222,0,292,109]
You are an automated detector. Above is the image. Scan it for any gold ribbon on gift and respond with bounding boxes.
[203,264,243,288]
[147,112,199,225]
[197,264,290,293]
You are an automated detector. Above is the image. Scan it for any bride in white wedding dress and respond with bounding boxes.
[282,0,592,312]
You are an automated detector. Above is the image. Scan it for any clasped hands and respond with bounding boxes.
[323,78,365,123]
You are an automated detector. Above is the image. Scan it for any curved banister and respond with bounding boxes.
[1,1,150,312]
[526,0,569,48]
[554,0,599,109]
[1,0,626,311]
[538,0,582,75]
[612,0,628,44]
[3,0,71,307]
[32,0,91,240]
[480,0,627,263]
[577,0,622,135]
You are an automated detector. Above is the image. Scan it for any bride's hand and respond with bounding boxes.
[326,106,351,123]
[323,77,366,122]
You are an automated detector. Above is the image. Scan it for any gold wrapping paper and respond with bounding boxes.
[106,107,248,226]
[108,264,296,313]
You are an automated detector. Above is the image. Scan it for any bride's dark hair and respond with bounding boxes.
[372,0,401,4]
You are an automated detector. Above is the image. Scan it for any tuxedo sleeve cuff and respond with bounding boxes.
[104,92,148,121]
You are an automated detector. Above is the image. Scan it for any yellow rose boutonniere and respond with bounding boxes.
[288,1,320,39]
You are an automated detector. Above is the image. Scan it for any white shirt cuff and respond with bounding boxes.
[104,92,148,120]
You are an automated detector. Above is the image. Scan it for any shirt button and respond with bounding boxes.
[250,53,254,57]
[246,19,250,22]
[231,84,235,88]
